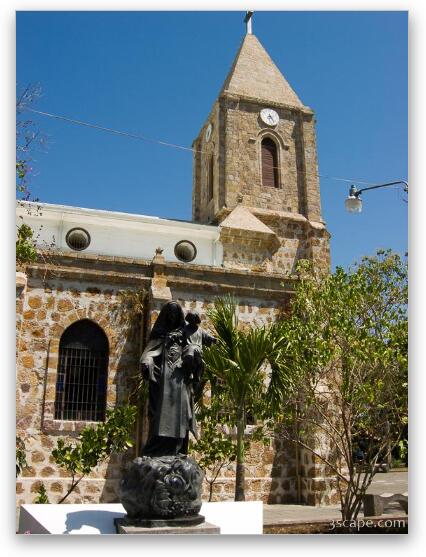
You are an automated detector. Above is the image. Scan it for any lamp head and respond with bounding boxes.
[345,185,363,213]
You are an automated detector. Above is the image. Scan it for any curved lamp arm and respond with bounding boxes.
[349,181,408,198]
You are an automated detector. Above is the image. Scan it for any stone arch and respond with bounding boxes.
[42,317,113,431]
[54,319,109,422]
[52,309,115,348]
[257,128,286,149]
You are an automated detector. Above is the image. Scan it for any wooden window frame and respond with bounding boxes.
[207,154,214,201]
[261,136,280,189]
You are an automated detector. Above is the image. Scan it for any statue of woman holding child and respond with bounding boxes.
[119,300,216,524]
[140,301,216,457]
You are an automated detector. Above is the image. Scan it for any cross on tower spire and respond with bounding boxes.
[244,11,253,35]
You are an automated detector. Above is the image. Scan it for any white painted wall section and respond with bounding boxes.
[16,201,223,267]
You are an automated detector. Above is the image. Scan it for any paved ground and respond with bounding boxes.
[263,469,408,527]
[365,469,408,495]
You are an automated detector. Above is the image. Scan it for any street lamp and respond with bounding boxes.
[345,181,408,213]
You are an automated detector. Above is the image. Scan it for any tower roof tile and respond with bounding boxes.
[220,34,304,108]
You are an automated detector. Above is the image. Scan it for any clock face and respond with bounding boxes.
[205,123,212,143]
[260,108,279,127]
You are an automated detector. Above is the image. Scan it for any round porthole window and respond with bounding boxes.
[174,240,197,263]
[65,228,91,251]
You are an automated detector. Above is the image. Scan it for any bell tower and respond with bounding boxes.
[192,17,330,274]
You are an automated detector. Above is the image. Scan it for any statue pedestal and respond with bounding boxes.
[119,454,205,523]
[114,515,220,535]
[18,502,261,534]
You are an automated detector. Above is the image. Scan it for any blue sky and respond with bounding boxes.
[16,10,408,269]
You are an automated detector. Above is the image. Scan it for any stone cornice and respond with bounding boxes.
[219,92,314,116]
[27,250,296,299]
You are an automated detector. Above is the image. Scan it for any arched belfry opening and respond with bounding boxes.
[54,319,109,422]
[261,137,279,189]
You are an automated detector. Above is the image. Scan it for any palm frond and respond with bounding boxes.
[207,295,239,358]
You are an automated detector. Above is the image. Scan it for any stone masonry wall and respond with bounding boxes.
[222,99,305,215]
[16,274,141,510]
[192,95,329,275]
[220,214,330,275]
[192,102,220,224]
[16,254,338,514]
[193,98,323,229]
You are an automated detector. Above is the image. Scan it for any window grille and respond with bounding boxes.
[54,319,108,421]
[65,227,91,251]
[261,137,279,188]
[174,240,197,263]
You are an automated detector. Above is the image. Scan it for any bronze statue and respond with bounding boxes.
[119,301,216,525]
[140,302,215,457]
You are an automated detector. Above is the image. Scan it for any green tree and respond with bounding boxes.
[203,295,288,501]
[190,407,236,502]
[51,405,137,504]
[16,223,38,266]
[276,250,408,520]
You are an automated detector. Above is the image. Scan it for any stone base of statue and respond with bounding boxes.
[114,515,220,535]
[118,454,208,531]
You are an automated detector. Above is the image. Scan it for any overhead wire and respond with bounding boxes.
[25,107,406,189]
[25,107,200,154]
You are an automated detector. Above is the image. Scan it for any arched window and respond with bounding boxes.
[207,155,214,201]
[54,319,109,422]
[261,137,279,188]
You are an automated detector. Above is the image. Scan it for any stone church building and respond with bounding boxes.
[16,29,333,508]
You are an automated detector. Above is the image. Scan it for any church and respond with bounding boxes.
[16,20,334,508]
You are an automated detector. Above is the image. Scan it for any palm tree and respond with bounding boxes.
[203,295,289,501]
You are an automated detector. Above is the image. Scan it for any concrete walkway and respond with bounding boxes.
[365,469,408,495]
[263,469,408,532]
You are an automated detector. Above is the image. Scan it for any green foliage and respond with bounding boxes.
[16,223,38,265]
[205,295,290,422]
[190,404,236,502]
[52,405,137,503]
[195,416,236,471]
[203,295,289,500]
[34,483,50,504]
[276,250,408,520]
[397,438,408,461]
[16,437,28,478]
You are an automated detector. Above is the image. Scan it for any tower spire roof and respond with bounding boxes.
[220,34,304,108]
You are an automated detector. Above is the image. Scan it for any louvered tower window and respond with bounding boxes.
[261,137,279,188]
[54,319,109,421]
[208,155,214,201]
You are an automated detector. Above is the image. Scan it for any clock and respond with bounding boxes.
[205,123,212,143]
[260,108,279,127]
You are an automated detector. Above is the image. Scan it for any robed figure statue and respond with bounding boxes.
[140,301,216,457]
